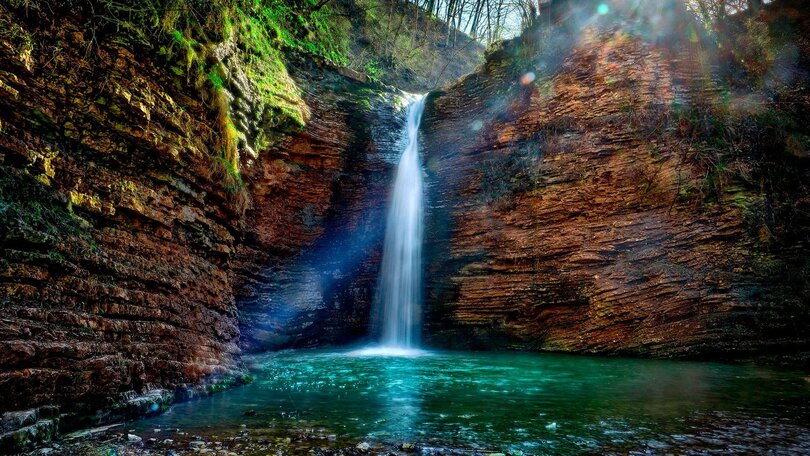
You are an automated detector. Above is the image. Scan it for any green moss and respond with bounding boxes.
[207,68,224,90]
[58,0,350,193]
[240,0,349,64]
[214,152,244,193]
[364,60,384,81]
[0,169,86,240]
[231,3,310,131]
[0,10,34,68]
[169,29,201,74]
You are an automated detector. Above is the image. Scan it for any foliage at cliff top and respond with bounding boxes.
[3,0,352,194]
[8,0,480,181]
[335,0,484,91]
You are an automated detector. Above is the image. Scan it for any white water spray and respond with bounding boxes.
[378,94,427,350]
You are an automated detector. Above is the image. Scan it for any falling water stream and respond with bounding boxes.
[377,94,426,350]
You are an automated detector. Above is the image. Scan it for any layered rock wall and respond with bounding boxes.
[0,8,245,417]
[420,0,810,359]
[0,4,405,445]
[234,63,407,350]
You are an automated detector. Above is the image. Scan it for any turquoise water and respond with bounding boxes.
[134,349,810,454]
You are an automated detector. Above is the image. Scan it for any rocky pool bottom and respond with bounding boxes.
[52,349,810,455]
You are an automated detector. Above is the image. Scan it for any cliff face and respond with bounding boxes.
[234,63,406,351]
[0,3,405,446]
[0,8,245,417]
[421,0,810,359]
[2,0,809,450]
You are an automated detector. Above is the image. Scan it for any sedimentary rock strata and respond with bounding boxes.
[0,4,405,443]
[420,0,810,359]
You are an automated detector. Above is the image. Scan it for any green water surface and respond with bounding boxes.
[133,349,810,454]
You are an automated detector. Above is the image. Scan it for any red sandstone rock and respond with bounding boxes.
[0,4,406,430]
[420,0,810,360]
[0,8,240,418]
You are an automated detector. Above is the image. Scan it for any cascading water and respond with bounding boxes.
[377,94,427,350]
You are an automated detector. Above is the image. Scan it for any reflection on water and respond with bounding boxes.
[133,350,810,454]
[372,352,422,440]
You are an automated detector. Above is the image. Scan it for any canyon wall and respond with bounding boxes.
[0,4,404,447]
[421,0,810,361]
[0,7,245,419]
[233,62,406,351]
[1,0,809,450]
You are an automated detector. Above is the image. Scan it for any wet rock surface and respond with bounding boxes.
[34,412,810,456]
[233,60,408,351]
[0,6,245,419]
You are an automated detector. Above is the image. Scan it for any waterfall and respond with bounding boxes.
[378,94,427,349]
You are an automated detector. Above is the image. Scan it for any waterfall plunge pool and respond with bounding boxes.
[119,97,810,452]
[128,349,810,455]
